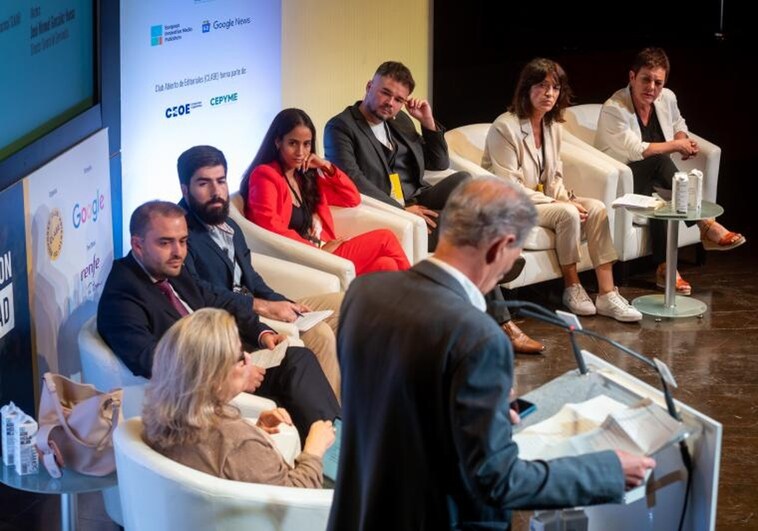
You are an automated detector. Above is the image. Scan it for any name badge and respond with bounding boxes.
[389,173,405,204]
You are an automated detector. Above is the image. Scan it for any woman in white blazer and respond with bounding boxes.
[596,47,745,295]
[482,58,641,322]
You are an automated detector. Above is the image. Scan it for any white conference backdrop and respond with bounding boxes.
[120,0,282,253]
[25,129,114,377]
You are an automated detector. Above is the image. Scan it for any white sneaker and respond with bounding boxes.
[596,288,642,322]
[562,284,596,315]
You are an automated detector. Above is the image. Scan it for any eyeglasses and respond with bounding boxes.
[534,81,561,93]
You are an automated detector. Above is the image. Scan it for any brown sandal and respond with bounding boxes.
[700,219,746,251]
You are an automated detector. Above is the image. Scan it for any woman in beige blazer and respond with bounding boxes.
[482,58,640,322]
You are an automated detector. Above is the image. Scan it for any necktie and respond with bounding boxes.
[155,279,190,317]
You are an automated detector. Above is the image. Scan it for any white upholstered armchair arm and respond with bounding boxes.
[251,252,341,299]
[560,140,619,207]
[329,203,414,263]
[448,153,497,178]
[229,193,356,290]
[358,195,429,262]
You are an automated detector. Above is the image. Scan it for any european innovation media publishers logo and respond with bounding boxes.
[202,20,210,33]
[151,22,193,44]
[151,25,163,46]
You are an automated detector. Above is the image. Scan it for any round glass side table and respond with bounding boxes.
[0,461,117,531]
[630,200,723,318]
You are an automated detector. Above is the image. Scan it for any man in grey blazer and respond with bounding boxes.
[328,177,655,531]
[324,61,467,251]
[324,61,543,353]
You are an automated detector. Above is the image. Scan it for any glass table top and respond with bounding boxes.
[0,461,117,495]
[630,200,723,221]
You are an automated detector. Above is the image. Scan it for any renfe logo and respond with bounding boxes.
[80,253,101,282]
[72,189,106,228]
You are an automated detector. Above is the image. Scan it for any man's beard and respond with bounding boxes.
[189,194,230,225]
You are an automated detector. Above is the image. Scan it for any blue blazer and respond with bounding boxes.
[180,198,286,306]
[329,260,624,531]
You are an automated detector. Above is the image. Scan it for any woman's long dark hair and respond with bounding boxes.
[240,108,321,226]
[509,58,573,126]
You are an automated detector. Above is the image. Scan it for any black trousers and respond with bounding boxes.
[628,154,696,264]
[256,346,341,441]
[409,171,470,252]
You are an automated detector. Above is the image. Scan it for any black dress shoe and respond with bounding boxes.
[499,255,526,284]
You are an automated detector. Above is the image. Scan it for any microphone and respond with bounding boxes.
[500,300,589,377]
[501,300,693,531]
[499,300,678,421]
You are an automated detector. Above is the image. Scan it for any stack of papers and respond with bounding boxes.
[294,310,333,332]
[514,396,687,461]
[611,194,665,210]
[249,339,289,369]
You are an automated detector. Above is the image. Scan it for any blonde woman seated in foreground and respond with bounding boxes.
[142,308,335,487]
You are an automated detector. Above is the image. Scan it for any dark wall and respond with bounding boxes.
[433,0,755,236]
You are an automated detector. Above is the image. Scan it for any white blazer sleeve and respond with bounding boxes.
[596,101,648,163]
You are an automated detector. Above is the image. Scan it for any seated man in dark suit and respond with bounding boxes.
[324,60,467,250]
[175,145,343,398]
[329,177,655,531]
[324,60,542,353]
[97,200,340,439]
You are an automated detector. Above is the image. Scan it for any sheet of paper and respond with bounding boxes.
[295,310,333,332]
[514,396,686,461]
[611,193,664,210]
[514,395,628,461]
[249,339,289,369]
[609,398,686,455]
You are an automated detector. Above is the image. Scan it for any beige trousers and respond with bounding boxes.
[296,292,343,401]
[536,197,617,267]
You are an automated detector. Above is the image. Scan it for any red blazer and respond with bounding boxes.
[245,161,361,245]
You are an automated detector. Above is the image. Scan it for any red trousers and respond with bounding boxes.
[332,229,410,276]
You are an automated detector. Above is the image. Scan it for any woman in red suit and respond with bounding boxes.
[241,108,410,275]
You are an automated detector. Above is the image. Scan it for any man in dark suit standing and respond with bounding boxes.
[175,145,343,397]
[97,201,339,439]
[328,177,655,531]
[324,60,543,354]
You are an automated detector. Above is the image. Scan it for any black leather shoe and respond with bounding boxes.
[499,255,526,284]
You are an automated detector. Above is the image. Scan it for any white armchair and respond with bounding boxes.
[78,317,281,527]
[114,418,332,531]
[230,192,419,290]
[78,317,278,418]
[445,123,620,288]
[562,103,721,261]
